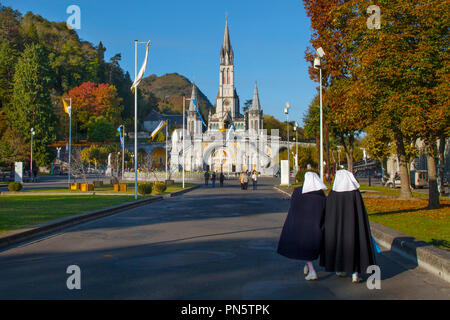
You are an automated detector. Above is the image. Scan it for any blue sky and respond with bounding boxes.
[2,0,317,125]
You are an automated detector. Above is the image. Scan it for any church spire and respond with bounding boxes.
[250,81,261,111]
[220,18,233,65]
[189,83,197,112]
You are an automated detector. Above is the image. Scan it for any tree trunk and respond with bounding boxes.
[324,122,331,181]
[438,136,446,196]
[346,135,355,173]
[427,143,440,209]
[394,130,412,199]
[316,135,320,169]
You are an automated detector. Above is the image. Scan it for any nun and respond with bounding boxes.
[277,172,327,280]
[320,170,376,283]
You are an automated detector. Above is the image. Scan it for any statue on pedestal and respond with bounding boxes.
[105,153,113,176]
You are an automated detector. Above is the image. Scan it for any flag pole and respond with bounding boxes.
[134,40,138,200]
[122,125,125,181]
[68,98,72,186]
[165,121,168,181]
[182,96,185,189]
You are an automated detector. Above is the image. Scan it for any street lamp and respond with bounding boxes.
[118,124,125,180]
[284,102,290,187]
[314,46,325,181]
[182,96,192,189]
[294,122,299,174]
[30,128,35,180]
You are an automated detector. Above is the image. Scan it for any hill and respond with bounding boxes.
[139,73,213,117]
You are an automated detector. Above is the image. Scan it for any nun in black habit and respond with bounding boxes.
[277,172,327,280]
[319,170,377,283]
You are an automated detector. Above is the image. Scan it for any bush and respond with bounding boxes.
[153,181,167,193]
[295,169,319,185]
[8,182,23,192]
[137,183,152,195]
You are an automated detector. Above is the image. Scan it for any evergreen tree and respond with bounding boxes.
[7,43,56,166]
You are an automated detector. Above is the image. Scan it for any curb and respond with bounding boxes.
[162,184,201,198]
[0,196,162,251]
[272,186,450,283]
[369,221,450,283]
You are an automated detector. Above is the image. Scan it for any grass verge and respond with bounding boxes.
[0,195,147,235]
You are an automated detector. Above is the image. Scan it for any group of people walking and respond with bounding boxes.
[204,171,225,187]
[240,170,258,190]
[277,170,378,283]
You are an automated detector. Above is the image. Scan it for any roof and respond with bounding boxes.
[143,110,183,125]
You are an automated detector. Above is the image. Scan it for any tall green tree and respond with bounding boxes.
[7,43,56,165]
[0,40,18,110]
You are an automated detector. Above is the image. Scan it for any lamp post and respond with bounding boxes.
[66,98,72,186]
[182,96,192,189]
[30,128,35,179]
[165,119,168,181]
[284,102,290,187]
[314,47,325,181]
[294,122,299,174]
[119,124,125,180]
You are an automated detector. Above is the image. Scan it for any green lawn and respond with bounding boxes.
[365,198,450,249]
[0,183,197,235]
[0,195,140,235]
[22,182,195,195]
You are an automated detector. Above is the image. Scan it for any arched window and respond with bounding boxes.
[222,70,225,84]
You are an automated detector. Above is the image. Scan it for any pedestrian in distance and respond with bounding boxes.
[219,172,225,187]
[319,169,377,283]
[251,170,258,190]
[242,171,249,190]
[211,171,216,188]
[277,172,327,281]
[32,166,38,182]
[204,170,210,186]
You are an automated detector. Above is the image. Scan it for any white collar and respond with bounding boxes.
[332,170,360,192]
[302,172,327,194]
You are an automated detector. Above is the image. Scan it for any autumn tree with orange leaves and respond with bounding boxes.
[64,81,123,140]
[335,0,449,205]
[302,0,364,174]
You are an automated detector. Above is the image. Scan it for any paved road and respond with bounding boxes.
[0,178,449,299]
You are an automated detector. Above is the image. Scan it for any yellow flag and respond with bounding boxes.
[62,97,69,114]
[151,120,167,140]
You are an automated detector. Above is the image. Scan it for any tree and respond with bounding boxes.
[243,99,252,113]
[6,43,56,166]
[0,126,28,166]
[0,40,19,110]
[336,0,448,201]
[66,81,123,135]
[86,116,116,142]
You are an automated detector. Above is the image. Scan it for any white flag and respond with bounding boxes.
[131,40,151,91]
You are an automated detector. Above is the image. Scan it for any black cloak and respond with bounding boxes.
[277,187,326,260]
[319,190,376,273]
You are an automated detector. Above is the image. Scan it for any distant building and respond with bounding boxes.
[143,110,183,133]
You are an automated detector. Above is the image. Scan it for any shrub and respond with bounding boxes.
[137,183,152,195]
[153,181,167,193]
[295,169,319,185]
[8,182,23,192]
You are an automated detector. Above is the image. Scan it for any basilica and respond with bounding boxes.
[170,20,279,175]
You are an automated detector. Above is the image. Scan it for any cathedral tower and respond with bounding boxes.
[187,83,203,136]
[216,19,240,120]
[248,81,263,134]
